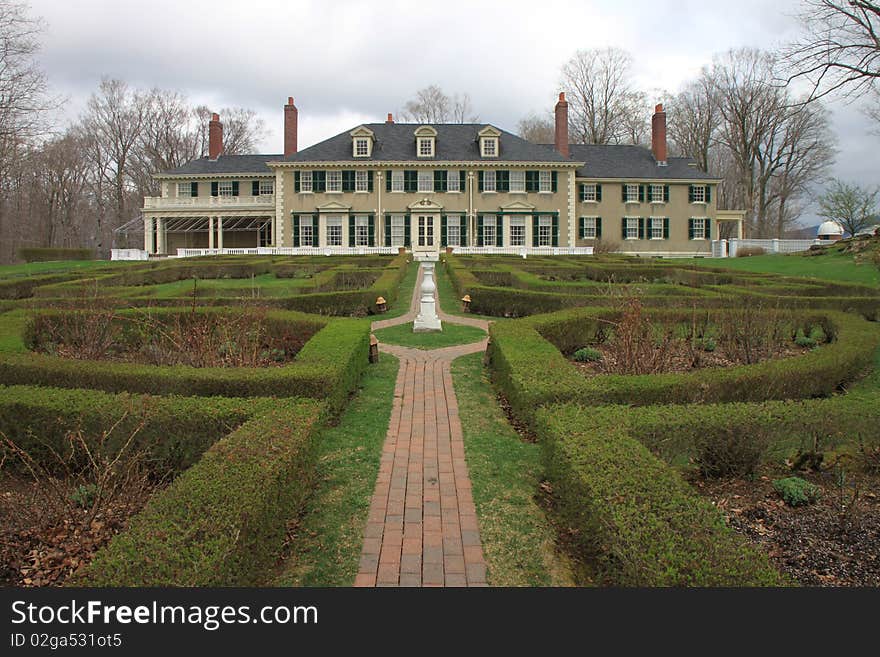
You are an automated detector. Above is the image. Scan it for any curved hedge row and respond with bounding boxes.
[488,306,880,426]
[77,400,325,586]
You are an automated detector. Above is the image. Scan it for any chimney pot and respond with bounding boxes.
[652,103,667,166]
[284,96,298,157]
[386,112,394,124]
[208,113,223,160]
[554,92,569,158]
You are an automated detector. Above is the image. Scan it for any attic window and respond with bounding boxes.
[354,137,370,157]
[481,137,498,157]
[418,137,435,157]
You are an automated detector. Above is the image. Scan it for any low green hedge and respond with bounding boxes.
[18,247,95,262]
[536,403,786,586]
[489,307,880,426]
[78,399,325,586]
[0,309,370,413]
[0,384,270,474]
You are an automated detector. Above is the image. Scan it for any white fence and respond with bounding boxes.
[174,246,400,258]
[450,246,594,257]
[712,238,836,258]
[111,249,149,261]
[143,195,274,209]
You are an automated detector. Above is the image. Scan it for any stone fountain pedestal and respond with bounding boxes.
[413,262,442,332]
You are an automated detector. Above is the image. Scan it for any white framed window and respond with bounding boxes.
[326,216,343,246]
[259,180,274,196]
[300,171,313,193]
[481,138,498,157]
[509,216,526,246]
[691,217,706,239]
[510,170,526,193]
[218,181,234,196]
[354,215,370,246]
[418,170,434,193]
[625,184,640,203]
[624,217,640,240]
[418,137,434,157]
[177,182,193,197]
[298,215,314,247]
[483,170,496,192]
[391,170,404,192]
[355,170,369,192]
[691,185,706,203]
[582,217,598,239]
[581,183,597,202]
[446,221,461,246]
[391,215,406,246]
[650,184,665,203]
[539,171,552,193]
[482,221,496,246]
[538,215,553,246]
[649,217,665,239]
[326,170,342,192]
[354,138,370,157]
[447,170,460,192]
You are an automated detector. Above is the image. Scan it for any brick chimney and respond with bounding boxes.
[652,103,667,166]
[554,92,569,158]
[284,96,298,157]
[386,112,394,124]
[208,112,223,160]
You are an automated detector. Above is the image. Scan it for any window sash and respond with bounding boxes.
[510,170,526,192]
[447,224,461,247]
[259,180,274,195]
[483,224,496,245]
[625,218,640,239]
[418,138,433,156]
[582,217,597,238]
[582,184,597,201]
[177,182,192,197]
[539,171,552,192]
[447,169,460,192]
[692,186,706,203]
[510,224,525,246]
[355,139,369,156]
[390,215,406,246]
[482,138,497,156]
[483,170,496,192]
[355,171,369,192]
[355,215,370,246]
[650,217,664,239]
[300,171,313,193]
[538,216,553,246]
[692,218,705,236]
[651,184,664,202]
[218,181,234,196]
[417,170,433,192]
[625,184,640,203]
[327,225,342,246]
[391,171,404,192]
[326,171,342,192]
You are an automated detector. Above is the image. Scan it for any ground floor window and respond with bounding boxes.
[326,216,343,246]
[582,217,598,239]
[649,217,665,239]
[509,216,526,246]
[624,217,640,240]
[391,215,406,246]
[447,222,461,246]
[298,215,314,246]
[483,221,496,246]
[538,215,553,246]
[259,221,272,246]
[355,215,370,246]
[691,217,706,239]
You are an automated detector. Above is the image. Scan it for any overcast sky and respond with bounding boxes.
[28,0,879,225]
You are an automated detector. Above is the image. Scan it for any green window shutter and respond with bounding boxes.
[596,217,602,239]
[532,217,539,246]
[663,185,670,203]
[385,170,392,192]
[460,171,467,191]
[478,170,484,192]
[441,215,448,246]
[190,182,198,197]
[579,216,585,239]
[688,218,695,240]
[646,185,653,202]
[252,180,259,196]
[622,185,627,202]
[498,170,509,193]
[663,217,670,240]
[384,214,391,247]
[314,171,325,192]
[551,171,557,192]
[526,170,537,192]
[368,214,375,246]
[596,184,602,201]
[622,218,627,240]
[688,185,695,203]
[704,218,711,240]
[405,170,417,192]
[231,181,239,196]
[211,181,218,196]
[368,171,374,192]
[434,170,443,192]
[706,185,712,204]
[460,215,468,245]
[404,214,411,246]
[638,218,645,240]
[311,216,319,245]
[342,170,354,192]
[293,215,300,247]
[496,216,504,246]
[294,171,300,193]
[477,216,484,247]
[579,184,586,201]
[348,217,355,246]
[552,215,559,247]
[638,185,644,203]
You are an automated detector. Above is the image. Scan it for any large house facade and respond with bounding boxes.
[143,95,744,258]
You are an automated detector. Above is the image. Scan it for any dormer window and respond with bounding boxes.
[349,126,375,158]
[477,125,502,158]
[414,125,438,158]
[355,138,369,157]
[482,138,498,157]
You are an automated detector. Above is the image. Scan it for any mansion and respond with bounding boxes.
[142,94,745,258]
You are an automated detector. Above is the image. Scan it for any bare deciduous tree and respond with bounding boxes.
[782,0,880,101]
[516,112,555,143]
[818,179,879,236]
[667,71,721,171]
[193,105,265,155]
[399,85,478,123]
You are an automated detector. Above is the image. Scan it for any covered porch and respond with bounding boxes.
[143,214,273,255]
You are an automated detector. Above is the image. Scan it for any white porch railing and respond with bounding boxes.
[144,195,275,210]
[712,238,836,258]
[111,249,150,261]
[174,246,400,258]
[450,246,594,257]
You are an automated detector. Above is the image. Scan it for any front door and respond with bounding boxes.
[416,215,435,248]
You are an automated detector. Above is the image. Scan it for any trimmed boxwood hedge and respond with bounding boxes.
[77,399,326,586]
[0,309,370,413]
[18,247,95,262]
[489,306,880,426]
[535,403,786,586]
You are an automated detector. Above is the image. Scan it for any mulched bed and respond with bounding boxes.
[0,472,162,587]
[690,467,880,586]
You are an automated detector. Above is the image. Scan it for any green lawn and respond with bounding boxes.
[373,321,485,349]
[0,259,122,279]
[451,352,575,586]
[272,354,399,586]
[381,260,419,319]
[678,250,880,287]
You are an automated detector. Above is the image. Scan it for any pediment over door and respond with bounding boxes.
[407,197,444,211]
[499,200,536,211]
[316,200,351,212]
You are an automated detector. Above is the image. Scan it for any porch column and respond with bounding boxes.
[737,219,744,239]
[217,216,224,249]
[208,216,215,249]
[144,216,153,253]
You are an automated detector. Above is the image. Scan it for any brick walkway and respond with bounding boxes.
[354,263,490,587]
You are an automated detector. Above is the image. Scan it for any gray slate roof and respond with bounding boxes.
[566,144,716,180]
[282,123,571,163]
[158,154,281,176]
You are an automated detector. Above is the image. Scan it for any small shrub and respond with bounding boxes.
[794,328,817,349]
[70,483,99,509]
[695,426,767,478]
[18,247,95,263]
[773,477,820,507]
[808,325,827,344]
[591,239,621,255]
[695,336,717,352]
[736,246,766,257]
[573,347,602,362]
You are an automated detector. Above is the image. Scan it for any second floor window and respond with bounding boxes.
[178,182,194,197]
[691,185,707,203]
[218,181,234,196]
[300,171,313,193]
[510,171,526,193]
[355,171,369,192]
[418,170,433,192]
[625,184,640,203]
[581,184,598,202]
[650,184,665,203]
[391,171,404,192]
[483,170,496,192]
[447,170,460,192]
[326,171,342,192]
[259,180,274,195]
[539,171,552,193]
